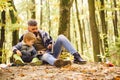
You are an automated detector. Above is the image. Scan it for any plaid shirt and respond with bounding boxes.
[19,30,53,49]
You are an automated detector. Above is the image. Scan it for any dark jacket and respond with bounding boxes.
[12,42,37,62]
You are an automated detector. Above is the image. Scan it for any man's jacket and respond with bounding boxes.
[19,30,53,49]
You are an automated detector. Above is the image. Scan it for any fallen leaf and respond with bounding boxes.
[19,73,25,77]
[113,76,120,80]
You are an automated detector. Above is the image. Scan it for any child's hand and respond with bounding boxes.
[16,50,22,56]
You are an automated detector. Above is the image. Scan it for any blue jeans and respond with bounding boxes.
[41,53,57,65]
[41,35,77,65]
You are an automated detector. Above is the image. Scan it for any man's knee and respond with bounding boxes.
[58,35,65,38]
[57,35,66,41]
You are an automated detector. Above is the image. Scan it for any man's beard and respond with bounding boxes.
[33,32,38,37]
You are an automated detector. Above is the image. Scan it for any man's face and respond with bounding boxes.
[28,26,38,36]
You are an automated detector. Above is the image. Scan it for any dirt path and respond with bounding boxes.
[0,63,120,80]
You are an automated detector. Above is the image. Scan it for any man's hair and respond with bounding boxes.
[23,32,36,42]
[27,19,37,26]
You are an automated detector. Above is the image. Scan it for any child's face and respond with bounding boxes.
[26,39,35,46]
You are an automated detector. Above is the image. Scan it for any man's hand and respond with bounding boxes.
[16,50,22,56]
[38,51,45,55]
[47,44,52,49]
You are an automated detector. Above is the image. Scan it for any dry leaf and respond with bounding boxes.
[19,73,25,77]
[60,65,78,71]
[113,76,120,80]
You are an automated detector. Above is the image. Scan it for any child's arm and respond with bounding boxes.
[12,42,22,56]
[16,50,22,56]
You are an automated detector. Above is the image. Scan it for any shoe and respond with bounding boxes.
[42,61,49,65]
[73,52,86,64]
[30,60,42,66]
[15,60,25,66]
[54,59,71,68]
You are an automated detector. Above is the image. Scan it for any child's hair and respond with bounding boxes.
[23,32,36,42]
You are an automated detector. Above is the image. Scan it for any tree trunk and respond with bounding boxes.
[59,0,73,39]
[75,0,83,54]
[71,7,78,51]
[30,0,36,19]
[88,0,101,62]
[8,0,19,46]
[112,0,119,41]
[0,10,6,63]
[99,0,108,54]
[40,0,43,29]
[46,0,51,34]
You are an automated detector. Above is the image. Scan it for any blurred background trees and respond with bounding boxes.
[0,0,120,66]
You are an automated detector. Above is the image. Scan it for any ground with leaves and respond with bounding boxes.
[0,62,120,80]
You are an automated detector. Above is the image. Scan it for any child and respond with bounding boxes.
[12,32,42,66]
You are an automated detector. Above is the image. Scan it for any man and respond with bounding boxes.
[20,19,86,65]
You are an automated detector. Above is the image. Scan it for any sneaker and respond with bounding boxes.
[30,60,42,66]
[15,60,25,66]
[54,59,71,68]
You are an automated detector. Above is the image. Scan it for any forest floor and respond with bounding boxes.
[0,62,120,80]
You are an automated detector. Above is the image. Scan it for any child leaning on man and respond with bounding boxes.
[12,32,71,67]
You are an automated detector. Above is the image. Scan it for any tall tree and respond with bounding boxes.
[30,0,36,19]
[75,0,84,54]
[8,0,19,46]
[46,0,51,34]
[88,0,101,62]
[59,0,73,39]
[99,0,108,54]
[40,0,43,29]
[112,0,118,41]
[0,10,6,58]
[71,7,79,51]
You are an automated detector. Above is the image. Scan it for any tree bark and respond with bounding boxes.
[59,0,73,39]
[99,0,108,54]
[112,0,119,41]
[30,0,36,19]
[75,0,83,54]
[46,0,51,34]
[88,0,101,62]
[8,0,19,46]
[0,10,6,57]
[40,0,43,29]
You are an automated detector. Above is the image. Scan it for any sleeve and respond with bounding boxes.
[12,42,22,53]
[44,32,53,47]
[31,47,37,56]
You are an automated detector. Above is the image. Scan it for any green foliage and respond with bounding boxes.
[59,52,73,60]
[6,22,25,31]
[97,51,110,62]
[0,0,7,11]
[112,37,120,55]
[109,37,120,66]
[0,46,13,64]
